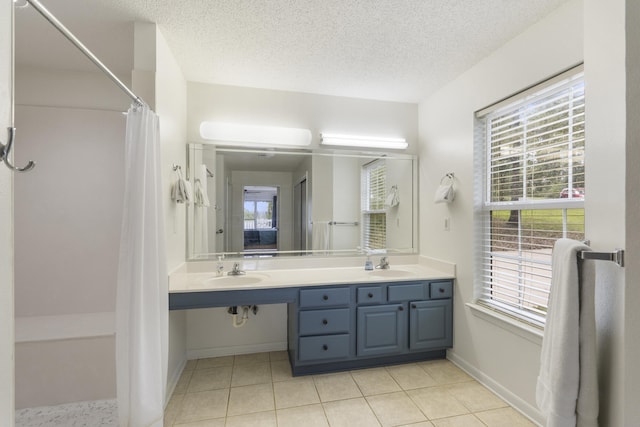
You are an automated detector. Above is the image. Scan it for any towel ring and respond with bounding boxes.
[440,172,454,184]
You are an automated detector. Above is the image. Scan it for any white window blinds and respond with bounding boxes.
[362,160,387,250]
[475,67,585,326]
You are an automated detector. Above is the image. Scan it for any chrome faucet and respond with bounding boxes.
[375,257,390,270]
[227,262,246,276]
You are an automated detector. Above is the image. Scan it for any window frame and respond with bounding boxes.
[474,65,586,327]
[361,159,387,250]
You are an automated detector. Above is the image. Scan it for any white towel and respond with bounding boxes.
[171,169,192,204]
[385,185,399,208]
[312,221,330,252]
[434,174,454,204]
[536,238,598,427]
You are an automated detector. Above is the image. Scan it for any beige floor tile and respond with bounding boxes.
[323,397,381,427]
[418,360,472,385]
[407,386,469,420]
[227,383,275,416]
[173,418,225,427]
[174,369,194,394]
[273,377,320,409]
[164,393,185,426]
[175,389,229,424]
[269,350,289,361]
[366,391,427,427]
[444,381,507,412]
[351,368,402,396]
[231,361,272,387]
[187,366,232,393]
[386,363,438,390]
[195,356,234,370]
[313,372,363,402]
[396,422,434,427]
[474,407,537,426]
[184,359,198,371]
[276,404,330,427]
[270,360,294,382]
[224,410,277,427]
[431,414,485,427]
[234,352,270,365]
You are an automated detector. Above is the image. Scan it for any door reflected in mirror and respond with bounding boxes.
[186,145,417,260]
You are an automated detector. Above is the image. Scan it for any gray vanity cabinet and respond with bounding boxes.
[289,279,454,376]
[356,303,407,357]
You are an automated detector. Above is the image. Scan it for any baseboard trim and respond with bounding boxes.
[186,341,288,360]
[165,357,186,407]
[447,350,544,426]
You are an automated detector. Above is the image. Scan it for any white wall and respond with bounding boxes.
[187,83,419,154]
[624,2,640,423]
[583,1,626,424]
[134,23,189,400]
[418,1,584,423]
[0,1,14,424]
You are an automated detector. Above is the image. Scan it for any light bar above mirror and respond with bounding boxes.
[200,122,312,147]
[320,133,408,150]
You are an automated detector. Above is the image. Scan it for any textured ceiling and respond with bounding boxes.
[15,0,570,103]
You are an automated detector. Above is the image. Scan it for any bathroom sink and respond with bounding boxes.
[368,269,416,278]
[203,273,270,287]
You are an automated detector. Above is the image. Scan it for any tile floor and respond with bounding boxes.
[164,352,537,427]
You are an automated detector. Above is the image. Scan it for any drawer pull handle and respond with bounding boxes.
[398,306,404,311]
[323,295,329,301]
[322,344,328,351]
[322,319,328,325]
[368,293,373,298]
[439,288,445,293]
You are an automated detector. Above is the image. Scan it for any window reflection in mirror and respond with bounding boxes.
[186,144,417,260]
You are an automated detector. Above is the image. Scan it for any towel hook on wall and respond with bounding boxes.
[0,127,36,173]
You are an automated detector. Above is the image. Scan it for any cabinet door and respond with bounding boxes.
[409,300,452,351]
[357,304,406,357]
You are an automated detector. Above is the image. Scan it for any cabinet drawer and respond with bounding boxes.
[299,287,350,308]
[298,334,350,361]
[357,286,383,304]
[388,283,426,302]
[429,281,452,299]
[299,308,350,335]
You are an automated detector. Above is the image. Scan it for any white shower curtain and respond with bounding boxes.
[116,104,168,427]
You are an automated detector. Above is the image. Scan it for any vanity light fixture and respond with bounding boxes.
[320,133,408,150]
[200,122,312,147]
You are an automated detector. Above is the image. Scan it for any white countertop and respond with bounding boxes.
[170,256,455,293]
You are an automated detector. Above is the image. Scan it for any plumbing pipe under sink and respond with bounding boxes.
[228,305,257,328]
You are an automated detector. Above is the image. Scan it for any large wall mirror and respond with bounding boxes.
[186,144,418,260]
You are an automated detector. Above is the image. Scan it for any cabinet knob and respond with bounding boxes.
[368,293,373,298]
[323,295,329,301]
[439,288,445,293]
[398,306,404,311]
[322,319,328,325]
[411,304,417,309]
[322,344,328,351]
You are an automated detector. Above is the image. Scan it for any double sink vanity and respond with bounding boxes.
[169,257,455,375]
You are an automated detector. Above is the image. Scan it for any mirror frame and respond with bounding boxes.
[186,144,418,260]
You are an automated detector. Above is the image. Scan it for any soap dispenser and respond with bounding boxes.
[364,255,373,271]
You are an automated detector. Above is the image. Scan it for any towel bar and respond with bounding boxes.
[579,249,624,267]
[329,221,359,226]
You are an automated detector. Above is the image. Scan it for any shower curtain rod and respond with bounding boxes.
[25,0,146,107]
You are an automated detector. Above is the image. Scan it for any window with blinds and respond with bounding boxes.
[362,160,387,250]
[475,67,585,326]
